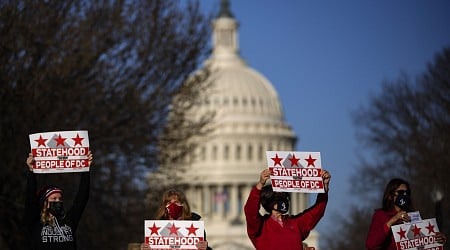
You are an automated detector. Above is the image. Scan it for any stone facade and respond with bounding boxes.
[174,1,320,249]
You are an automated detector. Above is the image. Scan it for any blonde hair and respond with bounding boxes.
[40,200,55,226]
[155,189,192,220]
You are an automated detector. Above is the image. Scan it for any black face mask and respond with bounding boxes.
[395,194,412,212]
[275,199,290,214]
[48,201,65,218]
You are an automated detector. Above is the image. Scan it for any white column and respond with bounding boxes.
[291,192,299,214]
[301,193,308,211]
[193,186,202,215]
[203,184,211,218]
[185,186,194,211]
[240,184,252,221]
[229,184,238,220]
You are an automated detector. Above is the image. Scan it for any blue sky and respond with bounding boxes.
[200,0,450,246]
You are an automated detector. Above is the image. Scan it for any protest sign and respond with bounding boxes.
[266,151,324,193]
[392,218,443,250]
[144,220,205,250]
[29,130,90,173]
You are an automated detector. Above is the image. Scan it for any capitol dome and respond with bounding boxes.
[203,66,285,122]
[177,1,319,249]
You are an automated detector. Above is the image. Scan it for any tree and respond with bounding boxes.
[0,0,213,249]
[321,206,372,250]
[322,46,450,249]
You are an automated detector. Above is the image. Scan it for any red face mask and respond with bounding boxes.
[166,203,183,219]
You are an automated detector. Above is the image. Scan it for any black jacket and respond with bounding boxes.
[24,172,90,250]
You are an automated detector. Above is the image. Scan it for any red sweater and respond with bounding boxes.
[244,186,328,250]
[366,208,398,250]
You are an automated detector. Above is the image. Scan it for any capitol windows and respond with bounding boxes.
[223,97,229,106]
[217,29,232,47]
[233,97,238,106]
[236,144,241,160]
[200,146,206,161]
[224,145,230,160]
[242,97,248,107]
[247,144,253,160]
[212,145,218,160]
[258,144,264,160]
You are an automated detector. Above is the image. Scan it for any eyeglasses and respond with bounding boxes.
[394,189,410,196]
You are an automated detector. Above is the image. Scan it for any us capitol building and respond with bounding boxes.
[160,1,319,249]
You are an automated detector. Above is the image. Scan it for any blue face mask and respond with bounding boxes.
[275,199,289,214]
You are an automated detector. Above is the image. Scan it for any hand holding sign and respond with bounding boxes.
[321,169,331,192]
[256,169,271,190]
[26,153,34,172]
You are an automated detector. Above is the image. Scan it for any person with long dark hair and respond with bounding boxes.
[366,178,447,249]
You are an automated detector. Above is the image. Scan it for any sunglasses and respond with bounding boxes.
[394,189,411,196]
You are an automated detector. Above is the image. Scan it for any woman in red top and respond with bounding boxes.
[366,178,447,249]
[244,169,330,250]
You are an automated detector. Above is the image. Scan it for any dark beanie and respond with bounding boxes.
[37,185,63,207]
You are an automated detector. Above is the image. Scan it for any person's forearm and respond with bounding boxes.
[24,171,37,223]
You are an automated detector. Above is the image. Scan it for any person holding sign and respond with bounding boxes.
[24,152,93,250]
[142,189,211,250]
[244,168,331,250]
[366,178,447,250]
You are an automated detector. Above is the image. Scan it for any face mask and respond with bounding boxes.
[395,194,412,212]
[166,203,183,219]
[48,201,65,218]
[275,199,289,214]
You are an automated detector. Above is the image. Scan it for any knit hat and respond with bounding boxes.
[37,185,63,207]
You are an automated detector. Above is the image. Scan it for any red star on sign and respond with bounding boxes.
[72,133,84,146]
[412,224,422,237]
[54,134,66,147]
[397,227,407,240]
[34,135,47,147]
[149,222,160,235]
[305,154,316,167]
[186,223,199,236]
[426,222,435,234]
[169,223,180,236]
[271,153,282,166]
[288,154,300,167]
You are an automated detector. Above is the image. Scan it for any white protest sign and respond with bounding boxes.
[408,211,422,224]
[29,130,90,173]
[266,151,324,193]
[392,218,443,250]
[144,220,204,249]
